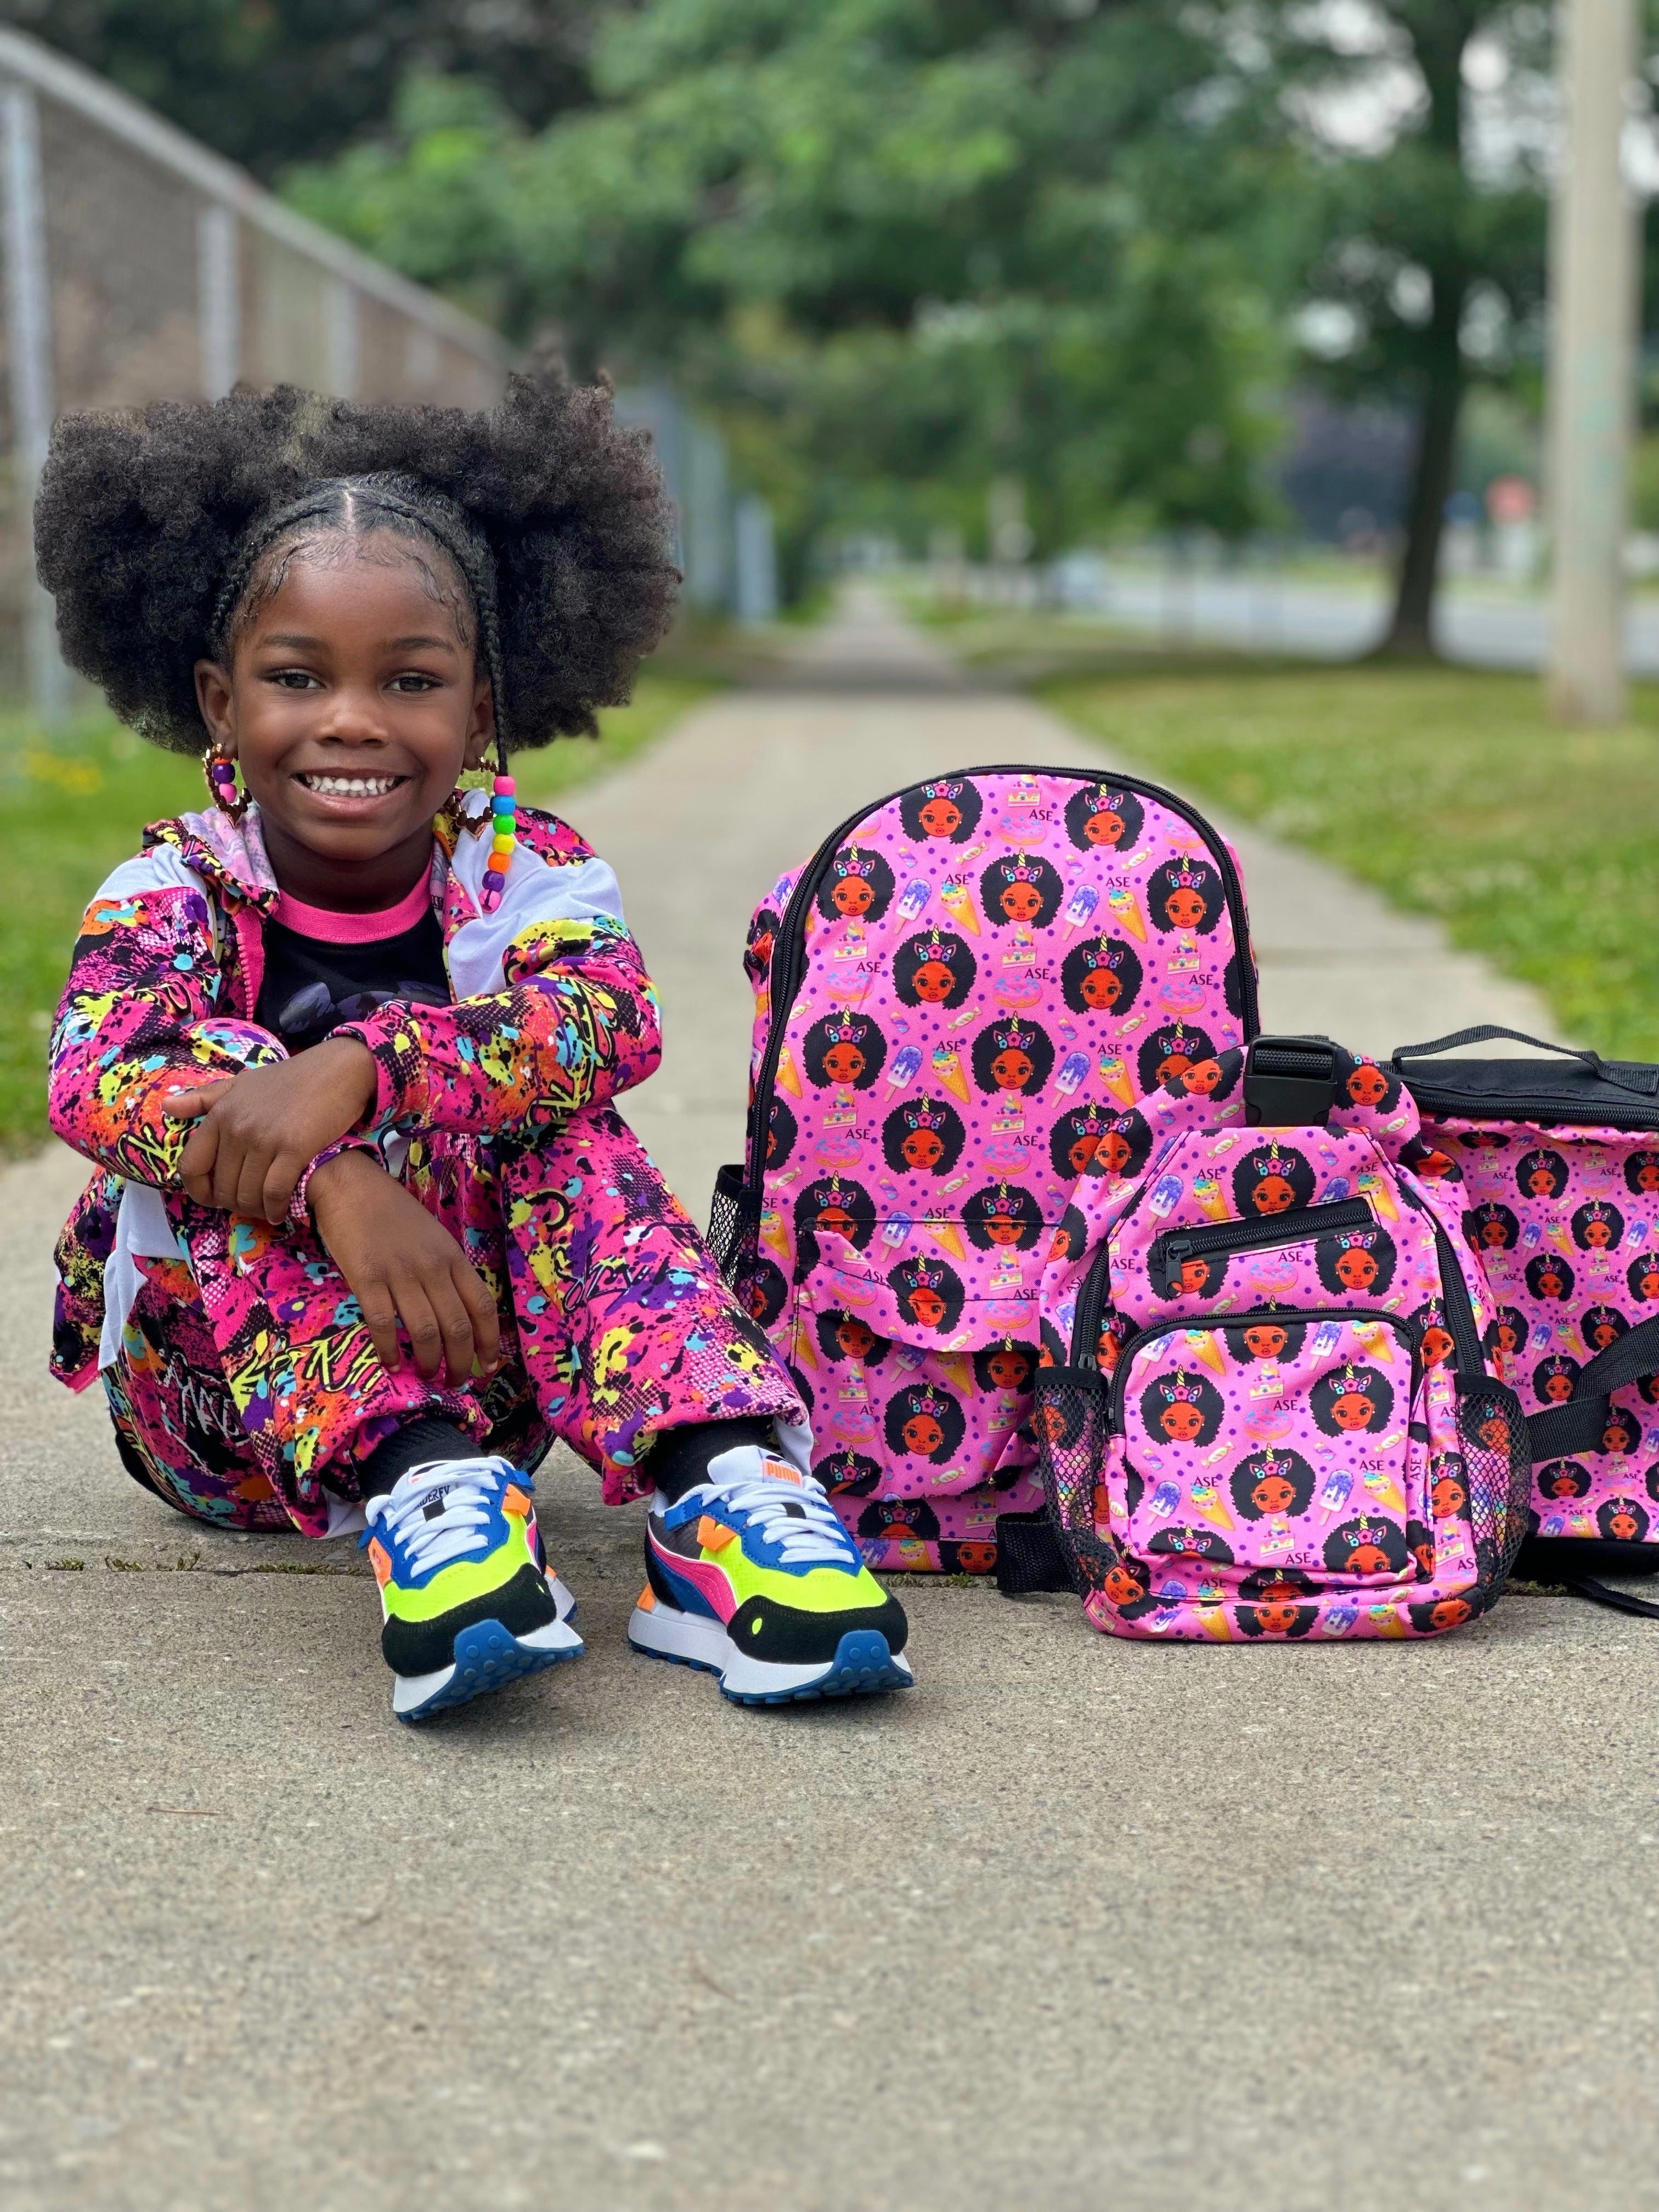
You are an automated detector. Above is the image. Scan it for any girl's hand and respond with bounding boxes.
[307,1149,502,1386]
[166,1037,379,1222]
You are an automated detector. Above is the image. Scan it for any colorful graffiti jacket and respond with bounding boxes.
[47,790,661,1390]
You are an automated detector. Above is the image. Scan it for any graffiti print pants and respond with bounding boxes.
[103,1105,805,1535]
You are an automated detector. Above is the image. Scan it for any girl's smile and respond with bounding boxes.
[195,541,494,910]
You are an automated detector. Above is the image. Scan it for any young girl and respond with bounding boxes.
[39,376,910,1720]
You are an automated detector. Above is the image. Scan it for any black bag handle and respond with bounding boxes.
[1527,1312,1659,1459]
[1393,1026,1659,1099]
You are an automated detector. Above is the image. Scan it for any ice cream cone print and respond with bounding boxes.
[791,1318,819,1370]
[1546,1221,1574,1258]
[777,1044,803,1099]
[1351,1321,1393,1363]
[937,1353,973,1395]
[932,1043,972,1104]
[1356,1173,1398,1223]
[1105,884,1146,943]
[1183,1329,1227,1378]
[1362,1468,1405,1515]
[926,1217,967,1262]
[1192,1172,1229,1223]
[1190,1477,1234,1532]
[939,878,980,936]
[759,1207,792,1264]
[1369,1603,1409,1639]
[1099,1053,1136,1110]
[1198,1606,1234,1641]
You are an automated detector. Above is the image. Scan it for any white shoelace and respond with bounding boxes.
[364,1457,514,1576]
[686,1464,856,1569]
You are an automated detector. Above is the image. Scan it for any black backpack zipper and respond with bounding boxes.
[1150,1197,1374,1297]
[1072,1195,1372,1363]
[738,764,1260,1210]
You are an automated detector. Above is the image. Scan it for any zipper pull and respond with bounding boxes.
[1161,1235,1192,1297]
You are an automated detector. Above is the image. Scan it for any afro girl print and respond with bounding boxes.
[1063,783,1145,854]
[816,844,896,924]
[899,778,983,843]
[1060,935,1143,1016]
[1149,857,1225,936]
[893,928,977,1008]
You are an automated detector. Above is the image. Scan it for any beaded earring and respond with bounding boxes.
[204,744,247,822]
[481,731,515,915]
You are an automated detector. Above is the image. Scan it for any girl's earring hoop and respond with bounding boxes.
[204,745,247,822]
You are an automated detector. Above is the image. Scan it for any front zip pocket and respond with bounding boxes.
[1108,1311,1429,1589]
[1150,1198,1374,1299]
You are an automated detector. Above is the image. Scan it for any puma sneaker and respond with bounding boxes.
[362,1458,583,1722]
[628,1446,912,1705]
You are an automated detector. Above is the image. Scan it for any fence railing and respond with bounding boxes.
[0,27,776,725]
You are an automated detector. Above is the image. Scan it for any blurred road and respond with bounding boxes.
[2,590,1651,2212]
[1092,567,1659,672]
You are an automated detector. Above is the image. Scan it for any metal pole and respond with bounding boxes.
[197,201,239,398]
[325,275,359,400]
[1546,0,1638,725]
[1,79,66,726]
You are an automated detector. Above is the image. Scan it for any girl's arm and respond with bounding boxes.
[337,907,662,1140]
[48,847,286,1188]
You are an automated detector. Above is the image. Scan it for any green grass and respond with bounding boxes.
[0,672,715,1159]
[1039,658,1659,1062]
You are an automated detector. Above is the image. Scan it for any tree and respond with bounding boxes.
[1263,2,1549,654]
[288,0,1294,579]
[0,0,593,179]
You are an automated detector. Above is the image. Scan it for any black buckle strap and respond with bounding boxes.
[1526,1312,1659,1460]
[1244,1035,1339,1127]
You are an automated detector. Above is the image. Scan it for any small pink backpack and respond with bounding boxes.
[710,764,1257,1577]
[1029,1037,1532,1639]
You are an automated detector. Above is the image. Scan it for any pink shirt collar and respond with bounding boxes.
[271,871,432,944]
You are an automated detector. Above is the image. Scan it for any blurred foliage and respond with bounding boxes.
[0,674,712,1157]
[282,1,1573,630]
[0,0,594,180]
[12,2,1599,639]
[284,3,1297,585]
[1045,658,1659,1059]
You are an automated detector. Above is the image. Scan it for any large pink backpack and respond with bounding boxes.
[709,765,1257,1575]
[1029,1037,1532,1639]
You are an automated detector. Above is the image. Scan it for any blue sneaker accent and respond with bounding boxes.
[718,1630,915,1707]
[394,1616,582,1724]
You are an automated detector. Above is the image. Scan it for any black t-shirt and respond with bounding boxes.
[255,906,451,1053]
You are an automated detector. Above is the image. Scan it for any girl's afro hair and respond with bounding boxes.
[33,373,680,753]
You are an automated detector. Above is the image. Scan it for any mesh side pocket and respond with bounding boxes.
[707,1163,757,1287]
[1457,1376,1532,1598]
[1033,1366,1114,1598]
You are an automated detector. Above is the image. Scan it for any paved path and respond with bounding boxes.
[2,592,1651,2212]
[1077,567,1659,673]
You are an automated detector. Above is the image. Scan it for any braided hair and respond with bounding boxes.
[33,375,679,760]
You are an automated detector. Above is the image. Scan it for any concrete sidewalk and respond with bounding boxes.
[1,591,1652,2212]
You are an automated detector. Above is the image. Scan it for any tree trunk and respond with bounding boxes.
[1378,269,1468,658]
